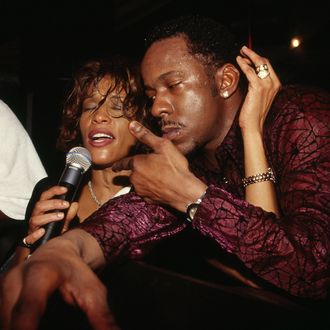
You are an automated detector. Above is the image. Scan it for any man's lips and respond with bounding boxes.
[161,126,182,140]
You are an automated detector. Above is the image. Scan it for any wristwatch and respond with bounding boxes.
[186,191,206,222]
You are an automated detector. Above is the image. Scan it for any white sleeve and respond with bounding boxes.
[0,100,47,220]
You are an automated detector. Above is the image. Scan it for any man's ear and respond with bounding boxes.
[215,64,240,99]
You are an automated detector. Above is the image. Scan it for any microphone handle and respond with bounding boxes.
[31,181,77,251]
[31,165,85,251]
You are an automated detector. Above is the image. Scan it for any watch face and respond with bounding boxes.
[188,203,199,221]
[186,192,206,222]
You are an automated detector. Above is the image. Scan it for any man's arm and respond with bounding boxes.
[0,229,119,330]
[0,100,47,221]
[0,191,186,328]
[49,228,106,268]
[112,89,330,299]
[79,191,186,262]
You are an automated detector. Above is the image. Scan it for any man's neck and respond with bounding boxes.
[203,89,243,169]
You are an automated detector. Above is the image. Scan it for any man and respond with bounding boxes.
[0,100,47,265]
[0,99,47,221]
[1,15,329,329]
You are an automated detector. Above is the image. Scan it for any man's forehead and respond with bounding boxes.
[144,36,190,60]
[142,39,196,77]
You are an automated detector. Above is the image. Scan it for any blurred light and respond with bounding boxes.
[290,37,301,49]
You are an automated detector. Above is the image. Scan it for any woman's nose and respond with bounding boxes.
[91,105,111,123]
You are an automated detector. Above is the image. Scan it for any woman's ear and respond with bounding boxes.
[215,64,240,99]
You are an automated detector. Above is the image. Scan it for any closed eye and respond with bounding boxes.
[83,104,97,112]
[168,81,182,89]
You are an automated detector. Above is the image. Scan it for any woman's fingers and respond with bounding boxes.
[29,211,65,232]
[31,198,69,217]
[23,228,46,246]
[236,46,282,132]
[62,202,79,233]
[26,185,72,246]
[39,186,68,201]
[238,46,281,86]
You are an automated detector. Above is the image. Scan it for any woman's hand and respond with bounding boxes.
[236,47,281,217]
[236,46,281,134]
[22,186,79,248]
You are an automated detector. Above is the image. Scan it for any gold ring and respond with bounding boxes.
[255,64,270,79]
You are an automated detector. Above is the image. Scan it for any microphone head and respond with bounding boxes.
[66,147,92,173]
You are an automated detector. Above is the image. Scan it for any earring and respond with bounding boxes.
[221,91,229,99]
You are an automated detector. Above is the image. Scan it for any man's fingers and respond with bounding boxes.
[61,268,120,330]
[113,121,160,173]
[128,121,163,150]
[83,284,121,330]
[86,302,121,330]
[11,301,46,330]
[112,157,134,172]
[10,263,60,330]
[0,266,24,330]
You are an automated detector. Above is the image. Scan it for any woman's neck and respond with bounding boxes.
[77,168,131,221]
[89,167,131,203]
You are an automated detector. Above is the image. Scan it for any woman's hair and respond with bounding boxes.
[57,55,147,152]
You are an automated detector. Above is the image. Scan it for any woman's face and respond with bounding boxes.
[79,76,137,168]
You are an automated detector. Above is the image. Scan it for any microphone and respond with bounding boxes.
[32,146,92,250]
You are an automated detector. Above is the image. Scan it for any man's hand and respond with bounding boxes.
[0,230,119,330]
[113,121,207,212]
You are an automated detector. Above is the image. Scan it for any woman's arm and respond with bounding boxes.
[237,46,281,217]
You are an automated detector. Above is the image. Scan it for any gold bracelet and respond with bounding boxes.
[242,168,276,188]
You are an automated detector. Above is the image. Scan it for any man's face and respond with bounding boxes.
[141,36,224,155]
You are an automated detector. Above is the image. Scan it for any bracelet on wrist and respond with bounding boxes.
[242,167,276,188]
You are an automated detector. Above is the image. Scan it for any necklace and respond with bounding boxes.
[87,180,102,208]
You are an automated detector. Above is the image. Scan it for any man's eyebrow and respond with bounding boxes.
[158,70,183,80]
[144,71,183,90]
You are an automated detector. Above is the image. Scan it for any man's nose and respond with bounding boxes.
[151,96,172,118]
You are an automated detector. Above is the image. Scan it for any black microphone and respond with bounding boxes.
[32,146,92,251]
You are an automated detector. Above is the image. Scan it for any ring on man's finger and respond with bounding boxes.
[255,63,270,79]
[20,237,32,249]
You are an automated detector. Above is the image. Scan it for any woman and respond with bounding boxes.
[15,55,148,261]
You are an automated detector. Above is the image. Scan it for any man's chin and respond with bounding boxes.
[174,141,195,156]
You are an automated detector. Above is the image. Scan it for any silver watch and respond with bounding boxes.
[186,191,206,222]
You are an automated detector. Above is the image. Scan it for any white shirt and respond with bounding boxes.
[113,186,131,198]
[0,100,47,219]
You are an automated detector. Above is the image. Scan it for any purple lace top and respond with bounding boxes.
[81,85,330,299]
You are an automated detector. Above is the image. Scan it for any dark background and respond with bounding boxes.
[0,0,329,176]
[0,2,329,327]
